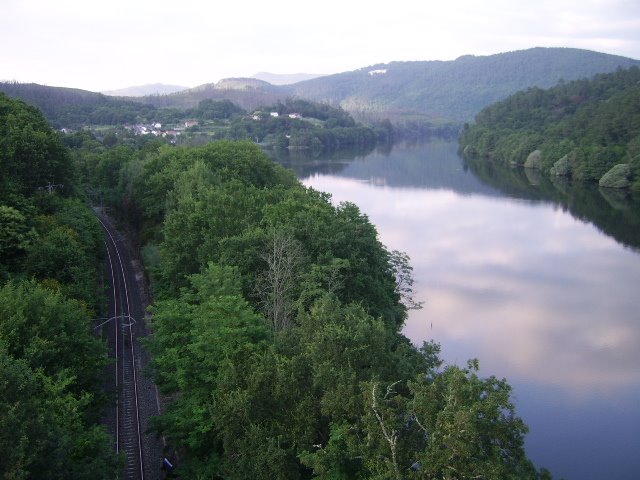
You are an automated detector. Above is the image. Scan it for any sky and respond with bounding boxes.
[2,0,640,92]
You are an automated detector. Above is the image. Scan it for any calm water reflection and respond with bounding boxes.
[272,142,640,480]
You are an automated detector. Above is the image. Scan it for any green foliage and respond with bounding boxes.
[16,197,104,308]
[0,81,374,154]
[119,141,550,478]
[0,280,106,395]
[0,204,32,261]
[0,94,105,307]
[0,282,118,479]
[291,47,640,123]
[0,82,165,128]
[407,362,534,479]
[0,93,118,478]
[461,67,640,186]
[216,98,377,152]
[196,98,244,120]
[0,93,71,197]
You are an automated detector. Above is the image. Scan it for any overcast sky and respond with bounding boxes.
[2,0,640,92]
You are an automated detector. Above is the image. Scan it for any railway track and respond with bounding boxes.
[97,212,164,480]
[101,216,145,479]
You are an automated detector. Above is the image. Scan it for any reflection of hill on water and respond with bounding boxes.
[271,141,640,251]
[465,157,640,251]
[267,144,371,179]
[270,141,502,196]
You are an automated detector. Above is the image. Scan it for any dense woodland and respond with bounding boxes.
[5,47,638,143]
[0,93,120,478]
[289,47,640,123]
[111,142,549,479]
[0,83,384,152]
[0,92,555,478]
[459,67,640,189]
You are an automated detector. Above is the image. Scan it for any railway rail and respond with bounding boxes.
[97,212,165,480]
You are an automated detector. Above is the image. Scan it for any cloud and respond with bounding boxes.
[304,172,640,397]
[2,0,639,90]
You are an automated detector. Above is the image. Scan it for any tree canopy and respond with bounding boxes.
[91,139,552,478]
[0,93,119,479]
[0,90,554,478]
[460,67,640,189]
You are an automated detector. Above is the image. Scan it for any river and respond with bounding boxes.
[270,141,640,480]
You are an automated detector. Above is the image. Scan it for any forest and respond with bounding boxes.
[1,92,554,478]
[0,83,384,152]
[0,93,120,478]
[459,66,640,189]
[289,47,640,123]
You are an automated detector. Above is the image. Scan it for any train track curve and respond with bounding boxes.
[96,211,165,480]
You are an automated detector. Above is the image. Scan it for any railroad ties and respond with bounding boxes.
[99,215,145,480]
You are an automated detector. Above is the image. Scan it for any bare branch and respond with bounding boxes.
[371,382,402,480]
[255,229,303,331]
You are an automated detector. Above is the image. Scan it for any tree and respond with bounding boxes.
[407,361,538,479]
[0,281,119,479]
[0,93,71,197]
[0,280,107,393]
[0,204,32,263]
[255,229,304,331]
[390,250,423,311]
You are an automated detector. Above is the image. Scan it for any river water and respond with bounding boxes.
[271,141,640,480]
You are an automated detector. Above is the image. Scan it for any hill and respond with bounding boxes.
[289,47,640,123]
[135,77,287,110]
[0,81,163,128]
[102,83,189,96]
[3,48,639,130]
[459,66,640,189]
[252,72,326,85]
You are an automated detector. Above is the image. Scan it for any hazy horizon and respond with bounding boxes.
[3,0,639,92]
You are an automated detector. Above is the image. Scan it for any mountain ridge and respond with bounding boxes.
[289,47,640,122]
[2,47,639,126]
[102,83,189,97]
[252,72,326,85]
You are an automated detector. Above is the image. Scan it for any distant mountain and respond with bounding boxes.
[289,47,640,123]
[3,48,639,129]
[252,72,326,85]
[102,83,188,96]
[0,82,106,113]
[0,82,162,128]
[134,77,288,110]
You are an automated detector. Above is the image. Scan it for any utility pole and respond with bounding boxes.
[39,181,64,194]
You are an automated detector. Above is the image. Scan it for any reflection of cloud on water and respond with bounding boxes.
[305,175,640,396]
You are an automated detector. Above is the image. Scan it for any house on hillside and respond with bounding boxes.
[184,120,199,128]
[288,113,302,119]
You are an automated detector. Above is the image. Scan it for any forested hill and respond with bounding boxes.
[4,48,637,129]
[135,77,286,110]
[289,47,640,122]
[102,83,188,97]
[0,81,162,128]
[459,66,640,189]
